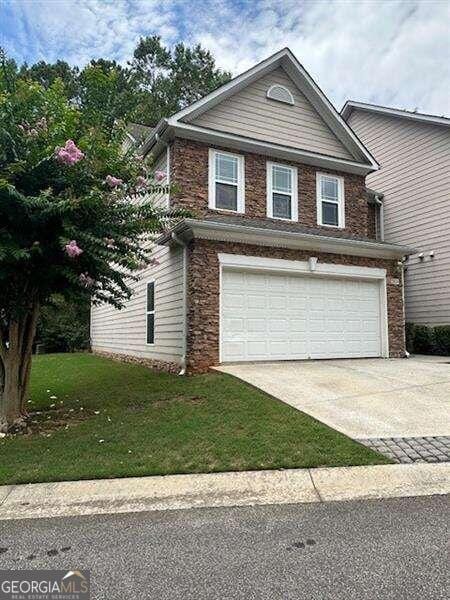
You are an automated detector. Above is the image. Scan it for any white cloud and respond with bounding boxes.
[191,0,450,116]
[2,0,449,115]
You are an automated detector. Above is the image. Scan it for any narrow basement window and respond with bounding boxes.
[146,281,155,345]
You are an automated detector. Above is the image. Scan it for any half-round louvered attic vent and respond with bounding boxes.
[266,84,294,105]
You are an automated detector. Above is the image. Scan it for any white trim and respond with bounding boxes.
[219,262,223,364]
[218,253,386,280]
[218,253,389,359]
[208,148,245,213]
[316,172,345,229]
[164,48,378,170]
[160,218,416,259]
[146,280,155,346]
[266,161,298,222]
[165,145,170,208]
[341,101,450,128]
[150,121,377,176]
[266,84,294,105]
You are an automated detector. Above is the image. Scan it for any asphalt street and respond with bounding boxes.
[0,495,448,599]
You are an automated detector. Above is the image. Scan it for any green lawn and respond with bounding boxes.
[0,353,390,485]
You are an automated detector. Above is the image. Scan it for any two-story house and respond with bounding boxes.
[341,101,450,327]
[91,49,414,374]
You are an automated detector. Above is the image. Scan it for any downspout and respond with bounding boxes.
[172,232,188,375]
[399,259,410,358]
[374,194,384,241]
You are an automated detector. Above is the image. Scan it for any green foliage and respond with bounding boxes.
[434,326,450,355]
[406,323,450,356]
[0,55,181,327]
[11,36,231,129]
[37,295,90,353]
[405,322,415,354]
[413,325,434,354]
[129,37,232,124]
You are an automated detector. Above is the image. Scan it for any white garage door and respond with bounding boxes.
[221,269,383,362]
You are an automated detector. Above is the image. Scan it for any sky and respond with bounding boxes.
[1,0,449,116]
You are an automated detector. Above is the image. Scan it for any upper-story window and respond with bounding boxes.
[208,149,245,213]
[316,173,345,228]
[266,162,298,221]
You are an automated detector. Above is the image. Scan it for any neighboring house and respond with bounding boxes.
[91,48,414,374]
[342,102,450,326]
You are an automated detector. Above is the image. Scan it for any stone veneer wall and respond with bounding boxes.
[92,350,181,374]
[186,239,405,373]
[170,138,376,240]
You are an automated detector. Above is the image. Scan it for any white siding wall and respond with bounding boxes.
[348,111,450,325]
[190,67,354,161]
[91,148,185,364]
[91,245,184,363]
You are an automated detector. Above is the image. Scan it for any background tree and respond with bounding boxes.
[0,56,181,432]
[17,36,231,127]
[129,36,231,124]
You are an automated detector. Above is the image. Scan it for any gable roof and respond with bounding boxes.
[143,49,379,175]
[341,101,450,128]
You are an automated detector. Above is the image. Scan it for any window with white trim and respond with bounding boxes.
[146,281,155,345]
[316,173,345,228]
[267,162,298,221]
[208,149,245,212]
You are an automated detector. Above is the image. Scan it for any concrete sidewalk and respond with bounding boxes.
[0,463,448,521]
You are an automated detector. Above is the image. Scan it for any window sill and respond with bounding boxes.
[268,214,298,223]
[318,222,345,230]
[209,207,245,214]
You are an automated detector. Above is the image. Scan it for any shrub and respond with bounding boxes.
[434,326,450,356]
[413,325,434,354]
[37,295,90,353]
[406,323,450,356]
[405,322,415,354]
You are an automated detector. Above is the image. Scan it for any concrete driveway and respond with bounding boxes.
[216,356,450,440]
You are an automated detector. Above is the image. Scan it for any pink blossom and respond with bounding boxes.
[105,175,123,188]
[65,240,83,258]
[135,175,148,189]
[154,170,166,182]
[104,237,115,249]
[56,140,84,165]
[79,272,95,288]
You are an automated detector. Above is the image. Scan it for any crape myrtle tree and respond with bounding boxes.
[0,54,180,432]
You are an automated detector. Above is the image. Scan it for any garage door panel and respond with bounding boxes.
[221,268,383,362]
[247,295,267,309]
[247,340,269,358]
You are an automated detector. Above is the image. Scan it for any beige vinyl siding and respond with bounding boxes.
[91,245,184,363]
[190,67,353,161]
[348,110,450,325]
[91,148,185,363]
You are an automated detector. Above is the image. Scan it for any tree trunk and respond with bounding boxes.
[0,304,39,433]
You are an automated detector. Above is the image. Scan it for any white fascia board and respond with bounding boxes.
[341,101,450,128]
[279,52,378,170]
[183,219,415,259]
[218,253,387,279]
[167,122,377,175]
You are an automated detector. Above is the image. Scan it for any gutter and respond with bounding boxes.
[141,119,170,157]
[171,232,188,376]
